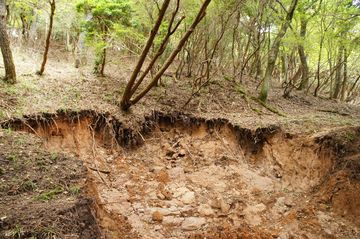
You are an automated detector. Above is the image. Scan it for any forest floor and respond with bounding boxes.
[0,46,360,239]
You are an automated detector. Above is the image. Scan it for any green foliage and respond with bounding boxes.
[76,0,133,72]
[34,187,63,201]
[76,0,132,42]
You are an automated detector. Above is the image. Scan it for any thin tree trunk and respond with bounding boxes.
[130,0,183,95]
[346,74,360,101]
[313,34,324,97]
[332,45,344,99]
[129,0,212,108]
[259,0,298,102]
[120,0,171,110]
[0,0,16,83]
[297,17,309,90]
[100,45,107,76]
[37,0,55,76]
[281,54,288,84]
[20,12,28,41]
[340,48,348,101]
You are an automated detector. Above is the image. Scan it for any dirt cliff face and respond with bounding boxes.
[1,110,359,238]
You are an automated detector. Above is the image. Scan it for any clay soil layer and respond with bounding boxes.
[1,110,360,239]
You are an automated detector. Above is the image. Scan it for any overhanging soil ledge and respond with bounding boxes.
[1,110,359,239]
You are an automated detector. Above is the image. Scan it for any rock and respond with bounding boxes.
[198,204,215,216]
[178,149,186,157]
[173,187,189,198]
[181,191,195,204]
[181,217,206,231]
[150,206,180,216]
[161,189,173,200]
[166,148,176,157]
[156,192,166,200]
[209,198,221,209]
[253,203,266,212]
[243,203,267,226]
[157,183,173,200]
[284,198,294,207]
[152,211,163,222]
[163,216,184,226]
[168,168,185,180]
[220,200,231,214]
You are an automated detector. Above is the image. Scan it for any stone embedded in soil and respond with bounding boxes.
[174,187,190,198]
[178,149,186,157]
[180,191,195,204]
[181,217,206,231]
[198,204,215,216]
[163,216,184,226]
[152,211,164,222]
[157,192,166,200]
[166,148,176,157]
[209,198,222,209]
[243,203,267,226]
[220,200,231,214]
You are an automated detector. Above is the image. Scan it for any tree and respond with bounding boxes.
[76,0,132,76]
[0,0,16,83]
[120,0,212,111]
[37,0,56,76]
[258,0,298,102]
[297,0,323,90]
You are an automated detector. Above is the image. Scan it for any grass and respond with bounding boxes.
[19,180,38,192]
[34,187,63,202]
[36,226,57,238]
[11,224,23,239]
[50,152,59,162]
[343,131,355,142]
[0,110,5,119]
[6,154,17,162]
[69,185,81,195]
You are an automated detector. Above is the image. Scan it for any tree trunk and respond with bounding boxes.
[20,12,28,41]
[340,48,348,101]
[281,54,288,84]
[313,34,324,97]
[0,0,16,84]
[74,31,86,68]
[332,45,344,99]
[93,25,108,76]
[37,0,55,76]
[120,0,171,110]
[123,0,212,110]
[297,17,309,90]
[259,0,298,102]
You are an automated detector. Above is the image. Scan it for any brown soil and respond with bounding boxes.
[0,127,100,238]
[2,110,359,238]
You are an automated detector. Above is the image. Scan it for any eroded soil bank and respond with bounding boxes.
[1,110,360,238]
